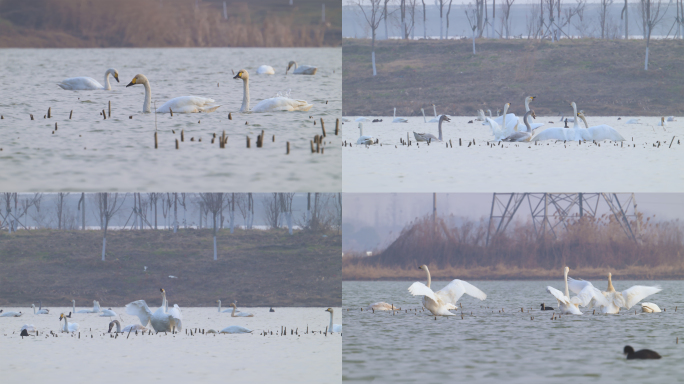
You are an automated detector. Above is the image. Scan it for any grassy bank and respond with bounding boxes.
[0,0,341,47]
[0,228,341,307]
[342,38,684,116]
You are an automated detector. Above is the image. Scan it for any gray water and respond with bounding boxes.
[343,280,684,383]
[0,48,341,191]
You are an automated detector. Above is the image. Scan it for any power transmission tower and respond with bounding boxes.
[486,193,639,245]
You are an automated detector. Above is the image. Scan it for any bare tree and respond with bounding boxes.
[148,193,159,229]
[621,0,630,38]
[199,193,225,260]
[400,0,417,39]
[229,193,236,234]
[445,0,453,38]
[262,193,282,229]
[236,193,250,228]
[96,193,126,261]
[279,193,296,235]
[436,0,447,38]
[357,0,384,76]
[54,193,70,230]
[599,0,615,39]
[639,0,669,70]
[421,0,427,38]
[501,0,515,38]
[465,7,478,54]
[383,0,392,39]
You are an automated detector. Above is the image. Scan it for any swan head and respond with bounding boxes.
[59,313,65,320]
[564,266,570,274]
[325,308,333,313]
[233,69,249,80]
[230,303,237,308]
[160,288,165,293]
[126,74,148,87]
[107,69,120,83]
[418,264,428,271]
[439,115,451,123]
[286,61,297,73]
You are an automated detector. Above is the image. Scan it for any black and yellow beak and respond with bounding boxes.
[126,77,137,87]
[114,74,120,83]
[233,72,242,79]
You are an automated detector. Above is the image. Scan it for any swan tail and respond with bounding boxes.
[57,83,70,90]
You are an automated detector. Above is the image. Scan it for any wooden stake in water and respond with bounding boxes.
[30,114,34,120]
[246,136,251,148]
[181,130,185,142]
[286,141,290,154]
[55,122,58,131]
[154,132,158,149]
[102,109,106,120]
[48,107,51,118]
[175,139,179,149]
[335,118,340,135]
[69,110,73,119]
[310,140,315,153]
[228,112,232,120]
[170,108,173,117]
[108,101,111,118]
[320,118,326,137]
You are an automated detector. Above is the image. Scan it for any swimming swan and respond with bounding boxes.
[108,320,148,333]
[520,96,544,130]
[58,68,120,90]
[657,117,667,126]
[598,273,661,314]
[503,110,536,142]
[546,267,608,315]
[220,325,253,334]
[325,308,342,332]
[100,308,117,318]
[217,299,240,313]
[286,61,317,75]
[392,108,408,123]
[234,69,312,112]
[641,302,661,313]
[356,123,375,145]
[485,102,517,134]
[577,112,625,141]
[366,302,401,311]
[59,313,79,333]
[32,303,49,315]
[484,103,512,141]
[0,311,22,317]
[532,102,586,141]
[408,264,487,316]
[427,105,441,123]
[126,74,220,114]
[72,299,100,313]
[230,303,253,317]
[355,117,371,122]
[414,115,450,142]
[256,65,275,75]
[125,288,183,332]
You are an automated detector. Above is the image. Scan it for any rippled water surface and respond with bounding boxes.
[0,48,341,191]
[342,116,683,192]
[0,306,341,383]
[343,280,684,383]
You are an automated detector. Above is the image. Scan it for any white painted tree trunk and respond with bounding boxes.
[440,16,443,39]
[230,209,235,234]
[213,236,217,260]
[472,29,477,54]
[101,237,106,261]
[288,212,293,235]
[372,51,377,76]
[644,46,649,70]
[384,16,389,39]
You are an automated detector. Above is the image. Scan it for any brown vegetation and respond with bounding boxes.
[343,214,684,280]
[0,0,341,47]
[0,228,341,306]
[342,38,684,116]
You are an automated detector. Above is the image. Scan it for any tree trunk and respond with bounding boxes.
[173,193,178,233]
[213,214,218,261]
[371,36,377,76]
[644,45,649,70]
[101,236,106,261]
[472,28,477,54]
[81,193,86,230]
[422,0,427,38]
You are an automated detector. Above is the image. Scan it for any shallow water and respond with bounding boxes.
[343,280,684,383]
[0,306,340,383]
[342,116,683,192]
[0,48,341,191]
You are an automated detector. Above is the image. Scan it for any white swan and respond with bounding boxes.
[503,110,536,142]
[126,74,220,114]
[597,273,661,314]
[641,302,662,313]
[325,308,342,332]
[230,303,253,317]
[100,308,117,318]
[626,118,641,124]
[20,324,37,333]
[125,288,183,332]
[518,96,544,131]
[58,68,120,90]
[413,115,449,142]
[546,267,608,315]
[108,320,148,333]
[408,265,487,316]
[256,65,275,75]
[484,117,506,141]
[366,302,401,311]
[59,313,79,333]
[72,299,100,313]
[32,303,49,315]
[476,109,486,122]
[355,117,371,122]
[356,123,375,145]
[218,300,241,313]
[427,105,441,123]
[286,61,317,75]
[392,108,408,123]
[234,69,312,112]
[577,112,625,141]
[666,116,676,122]
[657,117,667,127]
[220,325,253,334]
[485,103,517,134]
[532,102,586,141]
[0,310,22,317]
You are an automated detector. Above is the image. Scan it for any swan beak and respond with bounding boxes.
[233,72,242,79]
[114,74,120,83]
[126,78,137,87]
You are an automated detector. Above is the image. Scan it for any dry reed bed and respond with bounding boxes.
[0,0,340,47]
[343,214,684,279]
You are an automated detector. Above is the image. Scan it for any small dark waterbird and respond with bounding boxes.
[540,303,554,311]
[624,346,661,360]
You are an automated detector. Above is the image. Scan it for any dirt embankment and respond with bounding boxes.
[0,0,341,48]
[0,228,341,307]
[342,38,684,117]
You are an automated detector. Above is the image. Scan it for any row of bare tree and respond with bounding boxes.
[0,192,342,261]
[355,0,684,73]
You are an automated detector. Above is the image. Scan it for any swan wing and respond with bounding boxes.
[256,65,275,75]
[167,304,183,331]
[408,282,437,303]
[125,300,153,326]
[587,125,625,141]
[253,97,312,112]
[436,279,487,304]
[157,96,219,113]
[621,285,662,309]
[547,286,571,304]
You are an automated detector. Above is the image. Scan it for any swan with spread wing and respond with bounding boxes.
[408,265,487,316]
[125,288,183,332]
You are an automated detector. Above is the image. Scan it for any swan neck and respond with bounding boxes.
[580,115,589,128]
[72,301,75,313]
[143,80,152,113]
[232,305,237,316]
[523,111,532,132]
[422,108,426,123]
[218,300,221,312]
[564,268,569,297]
[328,310,333,331]
[241,78,250,112]
[525,98,530,112]
[104,71,111,91]
[433,105,437,116]
[438,118,443,141]
[502,105,508,127]
[572,104,579,129]
[425,266,431,288]
[607,274,615,292]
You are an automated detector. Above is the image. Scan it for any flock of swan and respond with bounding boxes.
[2,289,341,336]
[351,96,677,146]
[365,265,663,317]
[55,61,317,114]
